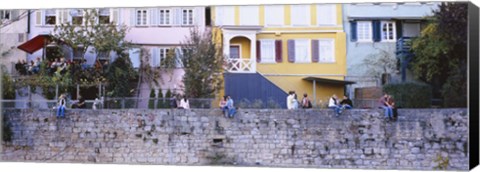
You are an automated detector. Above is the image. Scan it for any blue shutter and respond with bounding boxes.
[372,20,381,42]
[350,21,357,42]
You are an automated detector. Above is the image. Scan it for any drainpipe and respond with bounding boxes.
[27,10,30,34]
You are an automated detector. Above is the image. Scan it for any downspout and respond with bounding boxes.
[27,10,31,34]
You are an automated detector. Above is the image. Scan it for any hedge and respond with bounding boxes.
[383,82,432,108]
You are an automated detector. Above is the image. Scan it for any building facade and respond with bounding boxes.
[23,7,208,100]
[0,9,28,74]
[213,4,348,108]
[343,2,439,99]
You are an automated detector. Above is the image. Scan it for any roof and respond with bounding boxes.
[17,34,54,54]
[302,77,356,85]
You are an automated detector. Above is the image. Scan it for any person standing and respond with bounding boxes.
[328,94,341,116]
[301,93,312,109]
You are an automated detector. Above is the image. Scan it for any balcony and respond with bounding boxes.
[396,37,413,55]
[225,58,256,73]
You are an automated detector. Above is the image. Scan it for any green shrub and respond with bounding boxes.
[2,117,13,142]
[148,89,155,109]
[2,68,16,100]
[383,82,432,108]
[251,99,264,109]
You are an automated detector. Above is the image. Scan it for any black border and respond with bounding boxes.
[469,1,480,170]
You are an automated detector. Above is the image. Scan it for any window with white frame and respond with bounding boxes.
[381,21,396,41]
[239,6,259,25]
[357,21,372,41]
[290,5,310,26]
[45,9,56,25]
[70,9,84,25]
[151,47,171,67]
[264,5,283,26]
[136,9,148,26]
[158,9,171,25]
[317,5,336,26]
[0,10,11,20]
[98,8,110,24]
[295,39,310,63]
[182,9,193,25]
[318,39,335,63]
[260,40,276,63]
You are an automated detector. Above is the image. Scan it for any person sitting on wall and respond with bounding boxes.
[56,94,67,118]
[292,92,299,109]
[339,95,353,110]
[219,96,228,115]
[301,93,313,109]
[387,95,397,121]
[72,96,86,109]
[178,96,190,109]
[286,91,294,110]
[328,94,342,116]
[32,57,41,74]
[167,95,177,109]
[378,93,394,121]
[226,95,236,118]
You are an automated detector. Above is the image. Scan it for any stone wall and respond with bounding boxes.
[1,108,469,170]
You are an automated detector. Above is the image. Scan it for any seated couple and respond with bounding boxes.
[328,94,353,116]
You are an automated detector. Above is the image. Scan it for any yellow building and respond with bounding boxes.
[212,4,352,108]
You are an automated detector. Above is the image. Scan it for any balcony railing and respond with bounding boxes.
[225,58,255,73]
[396,37,413,55]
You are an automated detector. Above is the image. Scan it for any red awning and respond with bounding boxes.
[17,34,54,54]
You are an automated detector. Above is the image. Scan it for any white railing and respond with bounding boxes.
[226,58,255,73]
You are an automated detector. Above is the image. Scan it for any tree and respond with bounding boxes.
[410,2,467,107]
[52,9,130,62]
[1,65,15,100]
[105,55,138,98]
[362,48,398,85]
[180,28,224,98]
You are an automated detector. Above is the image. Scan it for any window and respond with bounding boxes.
[0,10,11,20]
[70,9,84,25]
[317,5,336,26]
[182,9,193,25]
[264,5,283,26]
[239,6,259,25]
[136,9,148,26]
[403,22,421,37]
[98,9,110,24]
[151,47,171,67]
[295,39,310,63]
[357,21,372,41]
[318,39,335,63]
[159,9,170,25]
[260,40,275,63]
[45,9,56,25]
[215,6,234,25]
[290,5,310,26]
[381,21,396,41]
